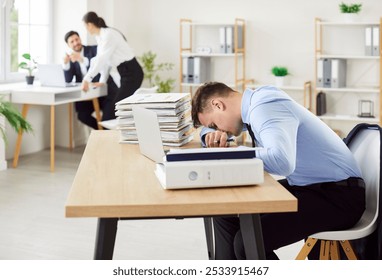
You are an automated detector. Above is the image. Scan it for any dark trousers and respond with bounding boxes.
[102,57,144,120]
[74,97,106,130]
[213,177,366,260]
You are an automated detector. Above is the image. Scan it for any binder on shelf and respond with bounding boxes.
[226,26,233,53]
[182,57,189,83]
[316,91,327,116]
[223,25,244,54]
[219,26,226,53]
[193,57,211,84]
[331,59,346,88]
[317,59,324,87]
[323,58,332,88]
[365,26,373,56]
[182,57,195,83]
[372,26,380,56]
[187,57,195,82]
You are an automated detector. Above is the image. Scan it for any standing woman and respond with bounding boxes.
[81,11,144,119]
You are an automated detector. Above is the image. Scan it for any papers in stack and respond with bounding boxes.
[115,93,194,146]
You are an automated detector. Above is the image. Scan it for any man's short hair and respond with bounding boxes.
[191,82,234,128]
[64,30,80,43]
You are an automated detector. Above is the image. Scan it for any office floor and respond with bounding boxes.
[0,146,302,260]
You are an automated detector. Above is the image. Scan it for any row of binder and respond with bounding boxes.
[365,26,380,56]
[219,25,243,53]
[182,57,211,84]
[317,58,346,88]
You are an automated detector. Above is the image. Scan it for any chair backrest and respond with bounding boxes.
[345,124,381,235]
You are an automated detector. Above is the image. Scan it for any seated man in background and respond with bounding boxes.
[63,30,117,129]
[191,81,366,260]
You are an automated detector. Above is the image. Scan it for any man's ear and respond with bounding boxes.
[210,98,226,111]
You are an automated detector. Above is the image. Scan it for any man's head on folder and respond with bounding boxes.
[192,82,244,137]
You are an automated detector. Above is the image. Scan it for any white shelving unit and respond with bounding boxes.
[179,18,246,94]
[314,17,382,133]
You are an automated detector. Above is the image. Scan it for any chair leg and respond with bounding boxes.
[295,237,318,260]
[329,241,340,260]
[319,240,330,259]
[203,217,215,260]
[339,240,358,260]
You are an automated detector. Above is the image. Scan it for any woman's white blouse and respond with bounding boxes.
[84,28,135,87]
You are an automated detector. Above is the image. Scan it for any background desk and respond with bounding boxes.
[65,130,297,260]
[10,84,106,172]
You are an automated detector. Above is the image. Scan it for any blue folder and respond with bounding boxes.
[166,147,257,162]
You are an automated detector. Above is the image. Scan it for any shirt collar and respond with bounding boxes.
[241,87,257,125]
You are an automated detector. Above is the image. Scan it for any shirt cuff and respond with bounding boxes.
[62,62,70,71]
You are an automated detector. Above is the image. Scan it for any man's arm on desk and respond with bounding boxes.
[200,127,235,148]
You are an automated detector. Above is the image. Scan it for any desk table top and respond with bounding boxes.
[65,130,297,218]
[8,83,106,105]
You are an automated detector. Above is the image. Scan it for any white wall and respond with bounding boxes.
[109,0,381,87]
[5,0,382,159]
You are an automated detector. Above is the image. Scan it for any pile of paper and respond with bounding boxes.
[115,92,194,146]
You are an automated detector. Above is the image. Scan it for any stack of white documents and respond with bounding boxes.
[115,93,194,146]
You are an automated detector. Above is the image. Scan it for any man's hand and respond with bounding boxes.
[81,80,89,92]
[63,54,70,64]
[70,51,83,63]
[205,131,230,147]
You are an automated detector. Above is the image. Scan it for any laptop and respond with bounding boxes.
[38,64,79,87]
[132,106,167,163]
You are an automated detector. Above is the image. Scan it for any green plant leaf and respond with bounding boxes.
[271,66,289,76]
[339,2,362,13]
[18,53,37,76]
[0,99,33,144]
[22,53,31,60]
[138,51,175,92]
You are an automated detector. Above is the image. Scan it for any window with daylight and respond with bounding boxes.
[0,0,52,81]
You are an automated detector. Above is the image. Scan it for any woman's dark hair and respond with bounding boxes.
[82,11,107,28]
[83,11,127,41]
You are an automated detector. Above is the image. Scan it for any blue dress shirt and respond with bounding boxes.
[202,86,361,186]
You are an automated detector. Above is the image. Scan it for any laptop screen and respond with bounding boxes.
[38,64,77,87]
[132,106,166,163]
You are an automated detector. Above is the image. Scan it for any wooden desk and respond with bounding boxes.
[65,130,297,260]
[10,84,106,172]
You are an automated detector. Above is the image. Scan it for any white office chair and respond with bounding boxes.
[296,125,381,260]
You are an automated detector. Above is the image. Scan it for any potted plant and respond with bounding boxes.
[0,97,32,144]
[271,66,289,87]
[339,2,362,22]
[138,51,175,93]
[18,53,37,85]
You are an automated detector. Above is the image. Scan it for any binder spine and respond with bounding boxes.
[219,27,226,53]
[372,26,380,56]
[365,26,373,56]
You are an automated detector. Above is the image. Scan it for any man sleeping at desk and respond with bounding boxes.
[191,81,365,260]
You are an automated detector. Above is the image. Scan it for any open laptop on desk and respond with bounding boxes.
[132,106,264,189]
[38,64,80,87]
